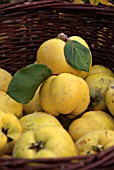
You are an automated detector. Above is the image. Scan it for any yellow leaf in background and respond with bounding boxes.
[99,0,114,6]
[100,0,108,5]
[89,0,99,5]
[73,0,84,4]
[89,0,114,6]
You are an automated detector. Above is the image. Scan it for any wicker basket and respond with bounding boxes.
[0,0,114,169]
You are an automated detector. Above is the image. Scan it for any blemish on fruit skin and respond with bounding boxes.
[86,151,91,155]
[100,78,105,82]
[79,140,86,145]
[22,148,25,151]
[27,123,34,127]
[105,131,108,138]
[111,85,114,89]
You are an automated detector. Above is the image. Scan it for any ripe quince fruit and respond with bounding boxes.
[37,34,92,78]
[23,85,43,115]
[105,81,114,116]
[85,73,114,111]
[13,126,78,159]
[69,110,114,141]
[20,111,62,133]
[0,68,12,92]
[75,130,114,155]
[39,73,90,117]
[0,90,23,118]
[88,64,114,77]
[0,111,22,155]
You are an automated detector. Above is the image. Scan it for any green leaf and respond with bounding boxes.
[64,40,91,72]
[7,64,53,104]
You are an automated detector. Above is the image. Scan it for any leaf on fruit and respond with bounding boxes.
[7,64,52,104]
[64,40,91,72]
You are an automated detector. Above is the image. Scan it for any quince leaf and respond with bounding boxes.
[7,64,52,104]
[64,40,91,72]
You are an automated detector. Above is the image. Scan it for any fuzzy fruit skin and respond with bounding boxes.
[105,81,114,116]
[85,73,114,111]
[13,126,78,159]
[37,36,92,78]
[23,85,43,115]
[20,111,63,133]
[0,111,22,154]
[69,111,114,141]
[39,73,90,117]
[88,65,114,78]
[0,132,7,156]
[0,68,12,92]
[75,130,114,156]
[0,90,23,118]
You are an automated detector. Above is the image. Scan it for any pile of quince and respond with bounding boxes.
[0,33,114,159]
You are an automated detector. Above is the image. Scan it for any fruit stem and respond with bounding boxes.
[57,33,69,42]
[92,145,103,153]
[29,141,44,152]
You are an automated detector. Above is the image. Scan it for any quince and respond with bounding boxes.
[0,68,12,92]
[0,90,23,118]
[39,73,90,117]
[76,130,114,155]
[0,111,22,155]
[13,126,78,159]
[37,34,92,78]
[69,110,114,141]
[20,111,62,133]
[85,73,114,111]
[23,85,43,115]
[105,81,114,116]
[88,64,114,77]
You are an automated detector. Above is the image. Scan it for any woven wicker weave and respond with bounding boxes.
[0,0,114,169]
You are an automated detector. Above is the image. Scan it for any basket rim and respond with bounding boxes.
[0,146,114,170]
[0,0,114,15]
